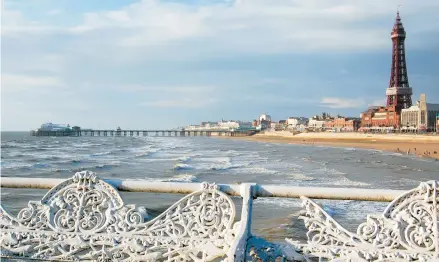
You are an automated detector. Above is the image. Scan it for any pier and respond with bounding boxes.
[30,129,258,137]
[1,171,437,261]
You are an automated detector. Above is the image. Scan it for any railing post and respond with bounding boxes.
[228,183,254,262]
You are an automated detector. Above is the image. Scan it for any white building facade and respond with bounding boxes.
[287,117,308,128]
[400,105,420,131]
[185,120,254,131]
[259,114,272,123]
[401,94,439,132]
[308,118,326,129]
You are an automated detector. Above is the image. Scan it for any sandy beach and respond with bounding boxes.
[223,131,439,160]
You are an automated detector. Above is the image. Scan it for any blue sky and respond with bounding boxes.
[2,0,439,130]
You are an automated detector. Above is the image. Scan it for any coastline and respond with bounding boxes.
[219,132,439,160]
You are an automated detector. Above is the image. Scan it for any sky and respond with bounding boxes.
[2,0,439,131]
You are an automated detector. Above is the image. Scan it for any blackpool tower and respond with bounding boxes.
[386,11,412,113]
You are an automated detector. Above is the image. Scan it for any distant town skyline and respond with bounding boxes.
[2,0,439,131]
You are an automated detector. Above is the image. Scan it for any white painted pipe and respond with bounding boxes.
[0,177,405,202]
[0,177,242,196]
[255,185,404,202]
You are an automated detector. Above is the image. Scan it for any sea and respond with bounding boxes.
[1,131,439,242]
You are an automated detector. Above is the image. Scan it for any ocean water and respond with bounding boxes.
[1,131,439,241]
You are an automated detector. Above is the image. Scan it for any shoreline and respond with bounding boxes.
[218,132,439,160]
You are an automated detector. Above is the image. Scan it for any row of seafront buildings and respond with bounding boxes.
[199,95,439,134]
[361,93,439,132]
[267,95,439,134]
[261,114,361,132]
[186,114,361,133]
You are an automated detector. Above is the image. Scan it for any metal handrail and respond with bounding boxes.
[0,177,405,202]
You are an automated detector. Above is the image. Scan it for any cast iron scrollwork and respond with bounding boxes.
[0,171,239,261]
[288,181,438,261]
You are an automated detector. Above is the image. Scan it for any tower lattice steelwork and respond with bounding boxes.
[386,11,412,112]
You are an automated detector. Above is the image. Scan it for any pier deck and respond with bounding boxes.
[30,129,258,137]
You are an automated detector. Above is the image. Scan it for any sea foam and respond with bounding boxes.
[173,163,193,170]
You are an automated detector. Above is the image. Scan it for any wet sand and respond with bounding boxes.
[220,132,439,160]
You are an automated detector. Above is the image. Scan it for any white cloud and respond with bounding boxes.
[1,73,63,92]
[320,97,365,109]
[1,9,56,35]
[139,98,217,108]
[127,85,217,108]
[368,98,386,107]
[86,0,438,52]
[4,0,439,52]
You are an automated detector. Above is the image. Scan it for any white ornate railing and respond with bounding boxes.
[0,171,438,261]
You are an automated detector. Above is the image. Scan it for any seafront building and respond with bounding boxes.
[254,114,272,130]
[308,118,326,129]
[200,121,218,128]
[287,117,308,128]
[30,123,83,136]
[259,114,271,122]
[218,120,253,130]
[325,117,361,132]
[400,94,439,132]
[308,113,334,130]
[37,123,72,132]
[184,120,254,131]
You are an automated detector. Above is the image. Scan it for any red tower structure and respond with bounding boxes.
[386,11,412,113]
[360,11,413,130]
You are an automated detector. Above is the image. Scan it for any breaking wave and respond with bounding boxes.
[162,174,199,183]
[177,156,191,162]
[173,163,193,170]
[91,151,112,156]
[287,173,315,181]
